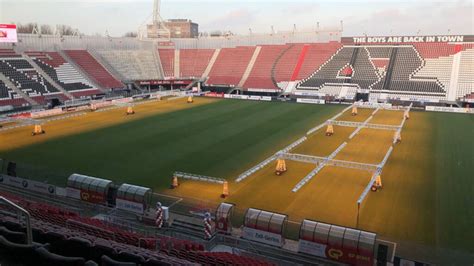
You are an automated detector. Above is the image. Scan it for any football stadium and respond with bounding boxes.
[0,0,473,265]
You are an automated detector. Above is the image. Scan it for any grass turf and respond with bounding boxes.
[0,100,472,261]
[0,98,343,190]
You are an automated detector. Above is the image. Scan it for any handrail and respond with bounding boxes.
[0,196,33,244]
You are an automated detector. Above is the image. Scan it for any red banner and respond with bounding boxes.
[80,190,106,204]
[0,24,18,43]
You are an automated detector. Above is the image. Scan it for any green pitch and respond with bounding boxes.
[0,99,342,188]
[0,99,472,262]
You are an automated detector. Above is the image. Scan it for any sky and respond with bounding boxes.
[0,0,472,37]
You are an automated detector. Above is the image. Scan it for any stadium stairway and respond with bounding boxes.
[58,50,106,92]
[88,50,127,82]
[201,48,221,80]
[22,53,74,99]
[290,44,310,81]
[237,46,262,87]
[174,49,180,78]
[157,49,175,78]
[0,72,37,106]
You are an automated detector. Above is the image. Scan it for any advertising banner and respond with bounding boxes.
[30,108,64,118]
[79,189,105,204]
[296,98,325,104]
[298,239,374,265]
[0,174,56,195]
[341,35,474,44]
[116,198,144,214]
[0,24,18,43]
[425,106,473,114]
[241,226,284,247]
[67,187,106,204]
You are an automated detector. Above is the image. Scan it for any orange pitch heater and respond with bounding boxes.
[326,124,334,136]
[31,124,45,136]
[351,106,358,116]
[371,175,383,191]
[221,181,229,198]
[275,159,287,175]
[126,105,135,115]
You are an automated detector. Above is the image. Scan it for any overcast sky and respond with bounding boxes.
[0,0,472,37]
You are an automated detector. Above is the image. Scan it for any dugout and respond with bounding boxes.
[298,219,376,265]
[116,183,152,214]
[215,202,234,234]
[242,208,288,247]
[66,174,114,205]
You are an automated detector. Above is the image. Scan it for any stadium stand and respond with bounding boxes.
[179,48,215,78]
[243,45,287,90]
[0,49,21,58]
[206,46,256,86]
[458,46,474,99]
[298,46,355,89]
[273,44,304,85]
[1,38,472,106]
[157,49,175,78]
[64,50,123,89]
[0,80,17,101]
[296,43,470,100]
[0,59,60,97]
[25,51,95,93]
[0,192,272,265]
[95,50,162,80]
[296,42,343,80]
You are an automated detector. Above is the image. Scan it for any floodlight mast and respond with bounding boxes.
[153,0,161,24]
[138,0,170,40]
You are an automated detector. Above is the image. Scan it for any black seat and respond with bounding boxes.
[0,226,26,243]
[101,255,137,266]
[35,246,85,266]
[0,235,39,264]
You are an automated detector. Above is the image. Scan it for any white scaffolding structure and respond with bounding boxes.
[174,171,225,184]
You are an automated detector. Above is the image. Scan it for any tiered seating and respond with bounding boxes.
[64,50,123,89]
[413,43,461,59]
[0,98,29,107]
[157,49,175,78]
[296,42,343,80]
[26,51,95,92]
[298,46,355,89]
[71,89,103,98]
[351,47,381,90]
[97,50,161,80]
[179,48,215,78]
[0,217,189,265]
[389,47,446,94]
[0,80,17,100]
[0,59,60,97]
[0,193,272,265]
[0,79,29,107]
[0,49,21,58]
[458,47,474,99]
[413,50,454,91]
[207,46,256,86]
[273,44,304,84]
[243,45,287,89]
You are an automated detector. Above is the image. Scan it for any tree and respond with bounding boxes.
[56,24,77,36]
[40,24,53,35]
[17,23,37,34]
[123,31,138,38]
